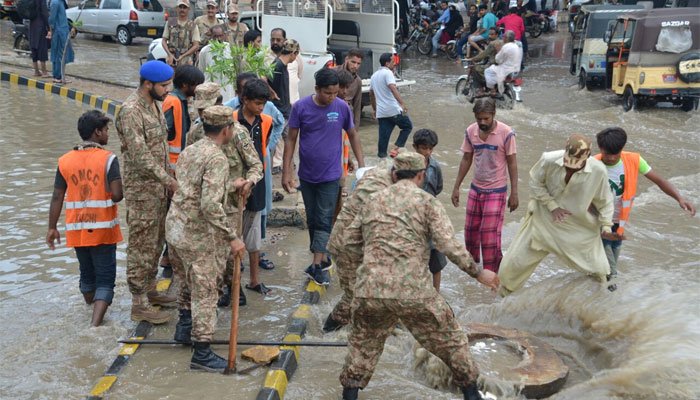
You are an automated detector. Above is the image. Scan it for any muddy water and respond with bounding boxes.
[1,31,699,399]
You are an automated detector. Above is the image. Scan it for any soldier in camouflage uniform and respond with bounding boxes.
[323,159,394,332]
[162,0,201,67]
[115,60,178,324]
[338,152,499,400]
[220,3,249,47]
[185,82,263,309]
[165,105,247,372]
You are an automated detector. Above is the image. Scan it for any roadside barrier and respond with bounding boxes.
[256,280,329,400]
[0,71,122,116]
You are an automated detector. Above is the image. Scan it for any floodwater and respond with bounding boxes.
[1,30,699,399]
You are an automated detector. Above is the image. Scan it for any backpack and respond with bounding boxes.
[16,0,39,20]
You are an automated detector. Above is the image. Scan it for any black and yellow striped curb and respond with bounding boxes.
[1,71,122,116]
[256,279,328,400]
[86,277,172,399]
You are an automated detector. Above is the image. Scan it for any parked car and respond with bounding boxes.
[66,0,166,45]
[1,0,22,23]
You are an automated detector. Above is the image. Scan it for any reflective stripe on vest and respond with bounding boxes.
[595,151,640,234]
[342,131,350,177]
[163,94,184,170]
[232,110,272,170]
[66,219,120,231]
[57,148,123,247]
[66,199,115,209]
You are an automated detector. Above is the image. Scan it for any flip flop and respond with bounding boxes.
[245,283,271,295]
[259,258,275,270]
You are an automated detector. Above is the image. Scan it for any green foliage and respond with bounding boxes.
[71,20,84,28]
[205,41,275,91]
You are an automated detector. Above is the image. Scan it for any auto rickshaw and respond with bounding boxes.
[605,8,700,111]
[570,3,647,90]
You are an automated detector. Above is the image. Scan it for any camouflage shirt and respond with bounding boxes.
[221,21,249,47]
[345,179,482,299]
[328,159,393,262]
[165,136,235,251]
[186,120,263,210]
[115,90,176,200]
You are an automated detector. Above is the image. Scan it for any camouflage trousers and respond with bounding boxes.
[221,211,241,288]
[339,295,479,389]
[329,254,359,325]
[125,196,167,295]
[170,241,228,342]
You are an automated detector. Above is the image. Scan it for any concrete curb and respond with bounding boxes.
[256,280,328,400]
[1,71,122,116]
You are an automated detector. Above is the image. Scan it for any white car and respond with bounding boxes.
[66,0,166,45]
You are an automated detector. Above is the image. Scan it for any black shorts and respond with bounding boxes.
[429,249,447,274]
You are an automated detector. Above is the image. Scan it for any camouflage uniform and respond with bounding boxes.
[186,105,263,288]
[165,106,237,342]
[193,15,220,48]
[327,159,393,325]
[220,14,249,47]
[338,152,482,390]
[115,90,177,296]
[163,18,201,66]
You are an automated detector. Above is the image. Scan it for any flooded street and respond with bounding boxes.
[1,28,699,399]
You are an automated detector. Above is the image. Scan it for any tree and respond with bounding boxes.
[205,41,275,91]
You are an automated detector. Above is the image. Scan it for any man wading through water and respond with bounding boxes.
[337,151,498,400]
[115,61,178,324]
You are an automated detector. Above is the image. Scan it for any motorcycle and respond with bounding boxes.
[455,60,522,109]
[12,21,30,55]
[524,13,545,38]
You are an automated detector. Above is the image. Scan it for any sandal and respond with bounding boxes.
[259,258,275,270]
[245,282,271,295]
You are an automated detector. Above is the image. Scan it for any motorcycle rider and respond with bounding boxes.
[467,5,497,58]
[498,7,527,69]
[484,30,522,97]
[466,29,500,85]
[430,1,450,58]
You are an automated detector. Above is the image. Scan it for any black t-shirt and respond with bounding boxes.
[238,112,266,212]
[54,157,121,189]
[269,58,290,118]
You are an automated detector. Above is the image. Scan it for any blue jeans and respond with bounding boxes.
[456,35,469,58]
[431,28,444,56]
[377,113,413,158]
[74,244,117,304]
[299,179,340,254]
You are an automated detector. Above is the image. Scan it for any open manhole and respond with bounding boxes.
[414,323,569,399]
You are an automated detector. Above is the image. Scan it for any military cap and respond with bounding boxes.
[227,2,239,13]
[393,151,426,171]
[139,60,174,83]
[282,39,300,54]
[176,0,190,7]
[563,133,592,169]
[206,0,217,6]
[194,82,222,109]
[202,105,234,126]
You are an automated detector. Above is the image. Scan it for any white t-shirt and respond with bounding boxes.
[369,67,402,118]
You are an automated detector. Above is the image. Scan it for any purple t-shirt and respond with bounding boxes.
[289,95,354,183]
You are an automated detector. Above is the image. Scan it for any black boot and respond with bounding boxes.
[322,313,345,333]
[190,342,228,372]
[461,383,484,400]
[217,285,231,307]
[174,309,192,344]
[239,284,247,306]
[342,387,359,400]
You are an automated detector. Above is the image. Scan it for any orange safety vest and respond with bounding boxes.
[342,131,350,177]
[232,110,272,170]
[57,148,123,247]
[595,151,640,235]
[163,94,184,170]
